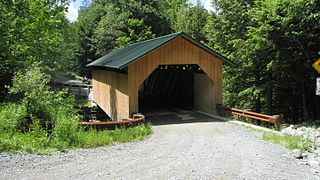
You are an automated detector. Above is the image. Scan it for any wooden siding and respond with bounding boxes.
[128,37,223,115]
[92,70,129,120]
[194,73,214,113]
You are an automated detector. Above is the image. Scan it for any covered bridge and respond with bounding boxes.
[87,32,230,121]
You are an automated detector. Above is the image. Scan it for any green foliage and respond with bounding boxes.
[9,63,78,123]
[75,98,92,107]
[0,63,152,154]
[110,123,153,142]
[9,63,52,120]
[206,0,320,122]
[116,18,155,47]
[263,133,312,151]
[76,0,182,75]
[0,124,152,155]
[3,0,320,155]
[0,103,27,133]
[172,1,209,41]
[76,123,152,148]
[0,63,78,153]
[75,0,214,76]
[237,122,312,150]
[0,131,53,155]
[0,0,77,100]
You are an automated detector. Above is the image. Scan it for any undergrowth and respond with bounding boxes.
[0,63,152,155]
[0,123,152,155]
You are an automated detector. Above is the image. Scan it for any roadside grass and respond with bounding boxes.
[0,123,152,155]
[230,120,312,151]
[75,123,152,148]
[262,133,312,151]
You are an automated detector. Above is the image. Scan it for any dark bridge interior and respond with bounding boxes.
[139,64,204,114]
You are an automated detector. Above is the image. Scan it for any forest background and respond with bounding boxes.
[1,0,320,124]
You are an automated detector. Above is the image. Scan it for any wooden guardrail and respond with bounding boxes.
[217,104,282,130]
[79,114,145,130]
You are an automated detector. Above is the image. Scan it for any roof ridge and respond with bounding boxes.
[87,31,231,69]
[120,32,182,48]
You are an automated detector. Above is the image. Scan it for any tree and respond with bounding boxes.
[0,0,74,101]
[76,0,173,76]
[205,0,257,111]
[173,1,209,41]
[206,0,320,123]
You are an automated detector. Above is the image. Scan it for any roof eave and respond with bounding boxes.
[87,32,234,69]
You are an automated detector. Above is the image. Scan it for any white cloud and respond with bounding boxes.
[189,0,214,12]
[203,0,214,12]
[66,3,78,22]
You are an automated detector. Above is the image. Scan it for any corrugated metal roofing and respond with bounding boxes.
[87,32,231,70]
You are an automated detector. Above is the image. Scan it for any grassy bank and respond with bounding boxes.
[233,121,312,151]
[0,123,152,155]
[262,133,312,151]
[0,64,152,155]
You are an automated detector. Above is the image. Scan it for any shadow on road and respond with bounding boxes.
[142,105,222,126]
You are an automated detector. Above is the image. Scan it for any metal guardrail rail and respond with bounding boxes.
[79,114,145,130]
[217,104,282,130]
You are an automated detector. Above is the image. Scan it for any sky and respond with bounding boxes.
[66,0,213,22]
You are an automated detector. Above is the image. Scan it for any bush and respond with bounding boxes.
[0,63,152,154]
[0,63,81,153]
[0,103,27,133]
[9,63,53,120]
[8,62,80,129]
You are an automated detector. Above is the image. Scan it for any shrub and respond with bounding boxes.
[0,63,152,154]
[9,63,53,121]
[8,62,80,129]
[1,62,82,152]
[0,103,27,133]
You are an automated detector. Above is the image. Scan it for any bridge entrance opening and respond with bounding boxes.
[138,64,208,115]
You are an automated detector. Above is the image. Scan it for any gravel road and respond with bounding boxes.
[0,110,319,179]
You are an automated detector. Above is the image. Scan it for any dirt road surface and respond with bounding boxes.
[0,109,319,179]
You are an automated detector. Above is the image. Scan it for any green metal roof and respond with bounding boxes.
[87,32,231,70]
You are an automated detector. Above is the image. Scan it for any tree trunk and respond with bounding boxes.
[254,92,261,113]
[254,92,262,125]
[301,80,309,120]
[266,72,273,115]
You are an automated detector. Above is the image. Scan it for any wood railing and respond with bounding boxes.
[217,104,282,130]
[79,114,145,130]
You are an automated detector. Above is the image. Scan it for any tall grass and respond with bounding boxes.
[0,123,152,155]
[75,124,152,148]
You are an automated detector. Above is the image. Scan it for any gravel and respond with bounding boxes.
[0,110,319,179]
[281,125,320,142]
